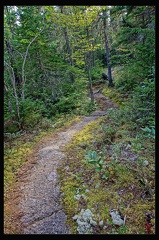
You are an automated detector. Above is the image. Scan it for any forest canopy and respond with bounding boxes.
[4,5,155,133]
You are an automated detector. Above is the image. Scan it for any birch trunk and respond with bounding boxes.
[21,30,44,100]
[5,61,21,128]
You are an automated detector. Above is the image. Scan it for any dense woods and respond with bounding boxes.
[4,5,155,133]
[4,5,155,234]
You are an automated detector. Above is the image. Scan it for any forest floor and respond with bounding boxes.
[4,86,155,234]
[4,88,117,234]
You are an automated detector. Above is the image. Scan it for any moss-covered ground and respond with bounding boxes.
[58,86,155,234]
[4,115,81,234]
[4,86,155,234]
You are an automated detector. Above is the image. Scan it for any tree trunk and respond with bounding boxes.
[5,61,21,129]
[4,81,13,114]
[85,51,94,104]
[103,11,114,87]
[60,6,74,83]
[21,30,43,101]
[5,40,22,94]
[88,66,94,104]
[63,27,75,83]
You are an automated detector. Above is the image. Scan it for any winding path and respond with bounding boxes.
[5,90,117,234]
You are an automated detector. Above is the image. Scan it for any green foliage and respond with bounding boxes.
[4,6,155,235]
[110,5,155,122]
[85,150,106,175]
[91,66,103,81]
[60,100,155,234]
[130,69,155,128]
[114,64,143,92]
[117,226,128,234]
[19,98,45,129]
[141,126,155,139]
[4,5,155,135]
[51,95,77,114]
[110,63,155,130]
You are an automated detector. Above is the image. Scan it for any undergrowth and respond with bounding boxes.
[59,87,155,234]
[4,85,155,234]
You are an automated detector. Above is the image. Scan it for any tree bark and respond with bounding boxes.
[4,81,13,114]
[63,28,75,83]
[5,40,22,92]
[85,51,94,104]
[60,6,74,83]
[21,29,44,101]
[5,61,21,129]
[88,65,94,104]
[103,11,113,86]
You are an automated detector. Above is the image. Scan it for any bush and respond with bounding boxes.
[130,67,155,127]
[114,64,143,92]
[19,98,45,129]
[91,66,102,80]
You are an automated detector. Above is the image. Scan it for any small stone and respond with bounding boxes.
[65,165,69,170]
[74,209,95,234]
[143,160,149,166]
[150,166,155,172]
[95,183,100,189]
[82,209,92,221]
[72,215,78,220]
[74,194,81,200]
[125,143,131,150]
[99,220,104,227]
[90,219,97,226]
[76,188,81,194]
[103,226,107,229]
[74,194,86,200]
[80,209,85,215]
[110,210,124,226]
[85,189,90,193]
[77,219,85,226]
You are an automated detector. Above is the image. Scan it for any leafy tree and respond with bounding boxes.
[4,5,155,132]
[109,6,155,128]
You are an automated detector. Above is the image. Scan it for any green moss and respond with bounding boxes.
[58,110,155,234]
[102,87,126,106]
[69,119,100,146]
[4,115,82,195]
[4,144,32,192]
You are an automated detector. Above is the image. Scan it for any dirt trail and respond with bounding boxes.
[4,90,117,234]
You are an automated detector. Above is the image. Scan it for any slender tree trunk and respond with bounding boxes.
[4,81,13,114]
[85,51,94,104]
[60,6,74,83]
[5,40,22,94]
[36,51,48,106]
[88,65,94,104]
[103,11,113,86]
[85,28,94,104]
[21,30,44,101]
[5,61,21,129]
[63,28,74,83]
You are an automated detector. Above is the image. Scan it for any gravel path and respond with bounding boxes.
[5,90,117,234]
[19,113,106,234]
